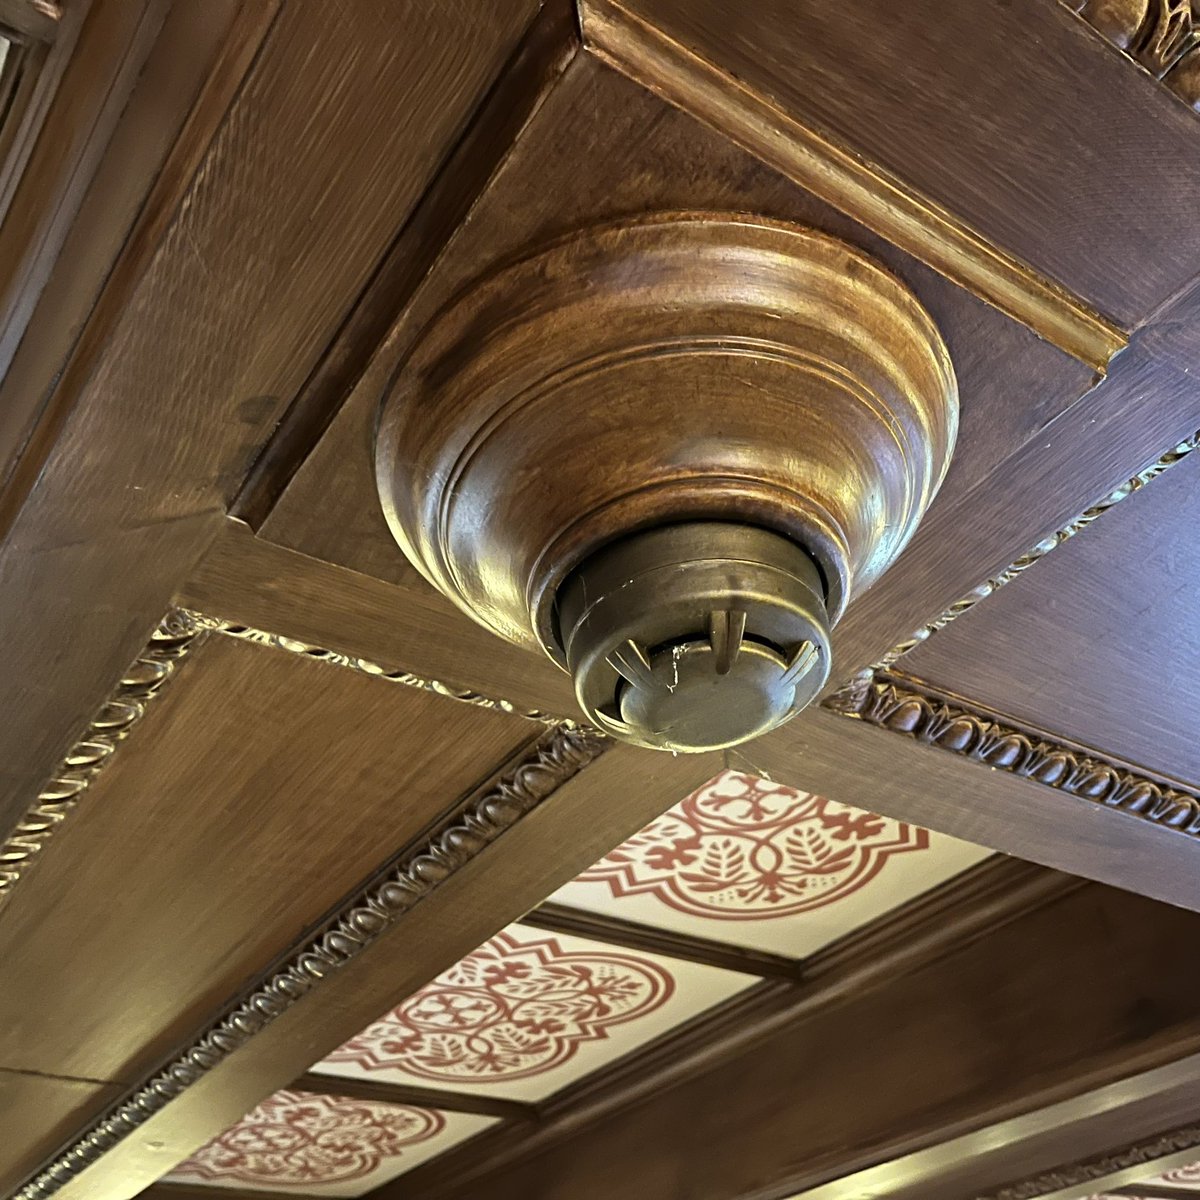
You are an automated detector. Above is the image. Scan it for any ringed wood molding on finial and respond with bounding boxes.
[1066,0,1200,109]
[377,211,958,752]
[12,723,608,1200]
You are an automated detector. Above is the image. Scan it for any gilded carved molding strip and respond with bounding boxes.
[977,1122,1200,1200]
[179,609,558,724]
[829,429,1200,710]
[14,722,609,1200]
[1066,0,1200,110]
[0,611,205,908]
[828,672,1200,835]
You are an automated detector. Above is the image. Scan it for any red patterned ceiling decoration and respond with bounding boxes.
[323,929,675,1084]
[575,771,929,920]
[169,1089,444,1189]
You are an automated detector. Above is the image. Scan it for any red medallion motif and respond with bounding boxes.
[576,771,929,920]
[324,931,675,1083]
[171,1090,444,1187]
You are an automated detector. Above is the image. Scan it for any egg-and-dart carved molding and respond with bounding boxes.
[828,672,1200,836]
[828,428,1200,712]
[0,608,560,924]
[976,1121,1200,1200]
[1066,0,1200,110]
[0,611,206,911]
[14,721,608,1200]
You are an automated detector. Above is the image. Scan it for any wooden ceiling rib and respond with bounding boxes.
[177,522,577,720]
[902,443,1200,790]
[390,881,1200,1200]
[0,1071,122,1198]
[0,632,534,1084]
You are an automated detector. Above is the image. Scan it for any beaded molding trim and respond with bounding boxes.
[179,609,556,722]
[0,612,204,910]
[15,723,608,1200]
[829,429,1200,709]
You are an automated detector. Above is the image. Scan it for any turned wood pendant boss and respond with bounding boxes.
[377,213,957,753]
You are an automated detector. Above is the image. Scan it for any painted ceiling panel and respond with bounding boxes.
[311,923,756,1101]
[165,1089,494,1196]
[551,770,993,955]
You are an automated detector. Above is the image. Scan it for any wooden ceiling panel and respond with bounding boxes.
[0,0,541,888]
[0,630,534,1086]
[899,438,1200,789]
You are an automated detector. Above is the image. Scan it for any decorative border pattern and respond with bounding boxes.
[1065,0,1200,111]
[15,723,608,1200]
[829,429,1200,710]
[1,606,559,921]
[828,673,1200,835]
[180,610,555,723]
[978,1122,1200,1200]
[0,611,205,908]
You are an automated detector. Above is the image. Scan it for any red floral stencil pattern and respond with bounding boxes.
[170,1089,444,1187]
[324,931,674,1083]
[576,771,928,920]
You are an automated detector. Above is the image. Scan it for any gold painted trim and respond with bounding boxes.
[0,607,563,919]
[978,1120,1200,1200]
[583,0,1127,371]
[829,428,1200,708]
[179,609,558,723]
[14,723,609,1200]
[828,672,1200,836]
[0,612,204,908]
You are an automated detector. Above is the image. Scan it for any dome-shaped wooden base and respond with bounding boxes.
[376,212,957,743]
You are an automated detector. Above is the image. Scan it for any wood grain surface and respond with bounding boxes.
[178,522,578,719]
[0,0,540,886]
[903,442,1200,789]
[260,55,1095,648]
[0,1069,122,1197]
[403,884,1200,1200]
[0,633,532,1086]
[583,0,1200,330]
[748,702,1200,913]
[33,745,720,1200]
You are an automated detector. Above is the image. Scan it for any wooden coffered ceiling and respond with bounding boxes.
[5,2,1200,1200]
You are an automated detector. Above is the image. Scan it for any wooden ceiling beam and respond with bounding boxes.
[1113,1187,1200,1200]
[581,0,1200,340]
[14,737,720,1200]
[522,901,809,981]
